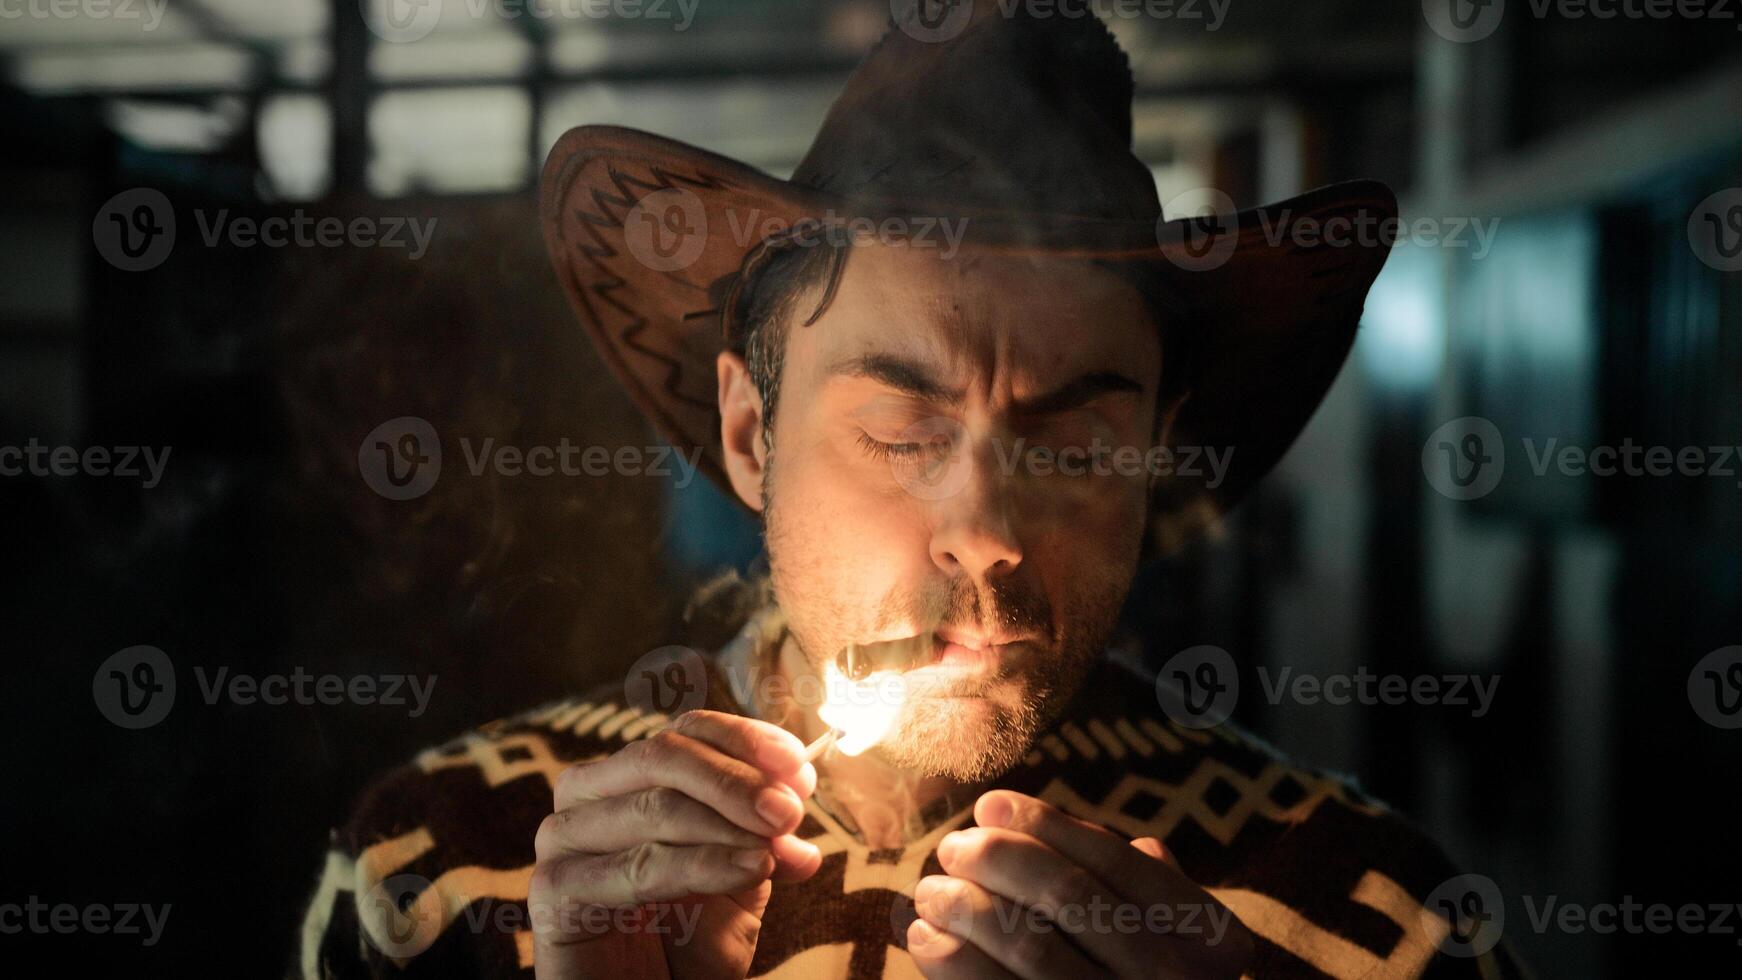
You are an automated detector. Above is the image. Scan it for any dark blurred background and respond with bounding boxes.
[2,0,1740,975]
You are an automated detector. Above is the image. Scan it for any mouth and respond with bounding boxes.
[836,628,1039,680]
[927,627,1036,674]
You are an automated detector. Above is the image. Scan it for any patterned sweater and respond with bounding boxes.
[296,610,1525,979]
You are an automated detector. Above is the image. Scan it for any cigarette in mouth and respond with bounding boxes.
[837,633,933,681]
[801,727,844,763]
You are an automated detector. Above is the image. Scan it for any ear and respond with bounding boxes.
[716,350,768,512]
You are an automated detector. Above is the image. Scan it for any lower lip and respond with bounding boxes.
[931,637,1012,671]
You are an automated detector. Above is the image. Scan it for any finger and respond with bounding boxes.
[529,843,774,921]
[914,875,1101,980]
[537,790,823,883]
[553,730,805,836]
[666,709,817,795]
[936,826,1153,977]
[976,791,1185,904]
[769,832,825,883]
[537,787,765,857]
[908,917,1020,980]
[1130,837,1180,869]
[667,885,770,980]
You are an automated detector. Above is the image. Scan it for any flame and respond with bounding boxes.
[817,662,908,756]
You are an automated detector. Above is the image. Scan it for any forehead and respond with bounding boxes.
[793,241,1160,384]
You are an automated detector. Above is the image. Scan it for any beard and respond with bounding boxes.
[765,460,1129,781]
[858,574,1104,782]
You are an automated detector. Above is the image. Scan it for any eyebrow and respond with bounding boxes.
[830,354,1144,414]
[830,353,965,404]
[1014,370,1145,416]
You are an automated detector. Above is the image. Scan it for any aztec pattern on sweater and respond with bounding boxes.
[296,610,1524,979]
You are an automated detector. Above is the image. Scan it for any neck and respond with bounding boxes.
[775,632,966,848]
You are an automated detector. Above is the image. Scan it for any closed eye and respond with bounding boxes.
[856,431,924,460]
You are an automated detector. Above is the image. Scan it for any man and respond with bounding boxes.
[298,3,1522,977]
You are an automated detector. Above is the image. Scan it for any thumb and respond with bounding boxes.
[666,884,772,980]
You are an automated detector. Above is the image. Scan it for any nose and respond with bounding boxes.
[928,450,1023,581]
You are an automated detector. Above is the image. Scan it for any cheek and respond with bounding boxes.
[765,435,935,619]
[1019,480,1147,609]
[1020,467,1150,555]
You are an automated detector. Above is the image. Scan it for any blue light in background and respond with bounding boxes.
[1357,241,1444,394]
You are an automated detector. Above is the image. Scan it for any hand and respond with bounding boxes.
[908,790,1253,979]
[531,710,824,979]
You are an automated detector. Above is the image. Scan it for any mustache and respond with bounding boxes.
[878,575,1053,644]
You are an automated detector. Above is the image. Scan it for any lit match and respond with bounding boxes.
[801,661,910,760]
[801,727,844,763]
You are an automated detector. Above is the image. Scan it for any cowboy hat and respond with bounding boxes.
[539,0,1396,549]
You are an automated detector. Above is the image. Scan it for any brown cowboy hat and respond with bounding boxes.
[539,0,1396,549]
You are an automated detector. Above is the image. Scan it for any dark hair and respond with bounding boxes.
[723,237,1194,443]
[723,234,848,449]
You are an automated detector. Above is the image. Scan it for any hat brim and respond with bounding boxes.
[540,124,1396,551]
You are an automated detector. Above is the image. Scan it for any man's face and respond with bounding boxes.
[739,241,1163,781]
